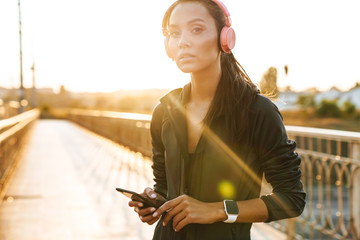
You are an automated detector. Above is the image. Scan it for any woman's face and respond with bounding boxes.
[168,2,220,74]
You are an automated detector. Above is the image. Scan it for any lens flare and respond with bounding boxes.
[218,180,235,199]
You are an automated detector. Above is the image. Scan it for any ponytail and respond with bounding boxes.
[204,52,259,146]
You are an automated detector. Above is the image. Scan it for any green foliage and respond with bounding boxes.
[316,99,341,118]
[306,98,359,119]
[342,100,356,117]
[297,95,315,109]
[355,113,360,121]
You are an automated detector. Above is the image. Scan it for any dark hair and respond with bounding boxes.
[163,0,259,146]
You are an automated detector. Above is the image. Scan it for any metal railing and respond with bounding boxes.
[0,109,40,200]
[66,109,360,240]
[284,126,360,240]
[67,109,152,157]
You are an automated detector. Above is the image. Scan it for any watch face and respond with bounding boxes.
[225,200,239,214]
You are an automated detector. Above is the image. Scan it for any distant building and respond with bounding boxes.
[338,87,360,109]
[274,86,360,111]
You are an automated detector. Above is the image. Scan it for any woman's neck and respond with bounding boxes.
[190,62,221,102]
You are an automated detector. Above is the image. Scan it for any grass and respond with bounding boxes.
[281,110,360,132]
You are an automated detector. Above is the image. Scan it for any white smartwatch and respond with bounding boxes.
[223,200,239,223]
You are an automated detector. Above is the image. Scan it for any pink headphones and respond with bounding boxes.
[212,0,236,53]
[164,0,236,59]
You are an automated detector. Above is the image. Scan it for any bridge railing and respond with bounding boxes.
[67,109,152,157]
[283,126,360,240]
[0,109,40,200]
[66,109,360,240]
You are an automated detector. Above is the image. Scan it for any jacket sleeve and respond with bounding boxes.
[253,96,306,222]
[150,103,167,198]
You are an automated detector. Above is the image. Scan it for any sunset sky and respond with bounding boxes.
[0,0,359,93]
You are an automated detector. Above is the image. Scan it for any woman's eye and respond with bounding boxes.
[192,27,203,34]
[170,31,181,38]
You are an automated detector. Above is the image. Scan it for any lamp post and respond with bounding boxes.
[31,61,37,107]
[18,0,25,113]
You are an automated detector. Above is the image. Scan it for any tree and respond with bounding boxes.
[259,67,278,98]
[297,94,315,109]
[284,65,288,76]
[316,99,341,118]
[59,85,67,95]
[342,100,356,117]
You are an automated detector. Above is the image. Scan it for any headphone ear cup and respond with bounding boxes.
[164,36,174,59]
[220,26,236,53]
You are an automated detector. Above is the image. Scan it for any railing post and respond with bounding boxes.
[286,218,296,240]
[351,141,360,239]
[353,163,360,239]
[352,142,360,161]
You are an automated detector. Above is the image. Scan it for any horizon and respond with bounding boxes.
[1,82,359,95]
[0,0,359,93]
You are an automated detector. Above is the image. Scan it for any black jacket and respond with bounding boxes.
[150,84,306,240]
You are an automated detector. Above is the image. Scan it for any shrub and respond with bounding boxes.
[297,95,315,109]
[316,99,341,118]
[342,100,356,117]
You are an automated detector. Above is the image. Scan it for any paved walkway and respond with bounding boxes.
[0,120,286,240]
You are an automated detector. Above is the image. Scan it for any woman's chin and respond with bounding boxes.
[176,63,197,73]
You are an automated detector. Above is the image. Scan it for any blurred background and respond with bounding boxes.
[0,0,359,128]
[0,0,359,240]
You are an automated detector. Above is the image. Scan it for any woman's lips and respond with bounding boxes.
[178,54,195,62]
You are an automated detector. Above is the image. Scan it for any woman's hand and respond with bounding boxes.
[128,187,166,225]
[152,195,225,232]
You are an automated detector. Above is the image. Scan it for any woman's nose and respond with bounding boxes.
[177,33,191,48]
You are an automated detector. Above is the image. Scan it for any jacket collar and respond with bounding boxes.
[160,83,191,157]
[160,82,191,108]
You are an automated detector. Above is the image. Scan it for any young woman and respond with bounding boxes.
[128,0,306,239]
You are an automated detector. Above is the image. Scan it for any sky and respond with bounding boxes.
[0,0,359,93]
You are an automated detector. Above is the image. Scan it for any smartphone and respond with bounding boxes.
[116,187,159,208]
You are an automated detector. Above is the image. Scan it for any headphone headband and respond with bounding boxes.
[212,0,232,26]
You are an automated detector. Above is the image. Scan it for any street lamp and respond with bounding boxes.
[31,61,37,107]
[18,0,25,113]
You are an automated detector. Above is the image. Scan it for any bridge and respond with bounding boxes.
[0,109,359,240]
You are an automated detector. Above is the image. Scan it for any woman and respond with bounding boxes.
[128,0,306,239]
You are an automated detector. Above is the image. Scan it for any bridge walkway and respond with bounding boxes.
[0,120,286,240]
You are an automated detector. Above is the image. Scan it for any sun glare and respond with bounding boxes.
[0,0,359,93]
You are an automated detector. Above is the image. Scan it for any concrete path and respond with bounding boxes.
[0,120,286,240]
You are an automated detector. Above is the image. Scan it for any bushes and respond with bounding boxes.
[297,95,316,109]
[342,100,356,117]
[298,96,358,119]
[316,99,341,118]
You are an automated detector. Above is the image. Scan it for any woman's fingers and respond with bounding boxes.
[128,200,143,208]
[152,197,179,218]
[144,187,157,199]
[126,187,162,225]
[138,207,156,216]
[137,207,159,224]
[173,215,191,232]
[172,209,188,230]
[153,195,214,231]
[139,213,157,223]
[152,195,189,225]
[162,200,187,226]
[147,216,160,225]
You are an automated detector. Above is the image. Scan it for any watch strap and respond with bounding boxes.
[224,213,238,223]
[223,200,239,223]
